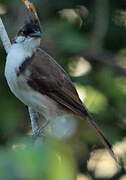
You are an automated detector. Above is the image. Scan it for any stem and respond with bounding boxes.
[0,16,40,138]
[0,18,11,53]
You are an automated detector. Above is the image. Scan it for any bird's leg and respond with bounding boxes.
[28,107,41,139]
[28,107,49,139]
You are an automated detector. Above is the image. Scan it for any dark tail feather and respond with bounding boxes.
[86,116,116,159]
[80,109,119,164]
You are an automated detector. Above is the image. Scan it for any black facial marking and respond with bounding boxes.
[18,19,41,37]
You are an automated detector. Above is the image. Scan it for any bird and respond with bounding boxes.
[5,15,117,162]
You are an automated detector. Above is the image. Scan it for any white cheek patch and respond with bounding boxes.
[14,35,41,56]
[16,36,26,43]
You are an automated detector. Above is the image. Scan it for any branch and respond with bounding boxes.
[0,18,11,53]
[0,16,40,138]
[78,49,126,76]
[90,0,109,47]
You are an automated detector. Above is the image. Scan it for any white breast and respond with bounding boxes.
[5,43,41,110]
[5,43,32,96]
[5,37,41,97]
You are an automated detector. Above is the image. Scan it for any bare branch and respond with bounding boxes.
[0,17,11,53]
[78,49,126,76]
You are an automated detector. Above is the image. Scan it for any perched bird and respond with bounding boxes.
[5,16,117,162]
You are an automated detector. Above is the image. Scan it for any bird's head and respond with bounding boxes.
[14,19,42,51]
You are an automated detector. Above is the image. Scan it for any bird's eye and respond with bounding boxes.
[21,30,27,36]
[21,27,35,36]
[17,30,24,36]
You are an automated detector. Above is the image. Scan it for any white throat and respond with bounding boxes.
[6,36,41,68]
[15,36,41,53]
[5,36,41,84]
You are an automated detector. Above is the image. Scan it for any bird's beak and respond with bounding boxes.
[30,31,42,38]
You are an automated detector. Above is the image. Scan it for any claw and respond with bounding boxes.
[32,120,49,139]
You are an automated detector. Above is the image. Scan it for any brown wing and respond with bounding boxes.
[27,48,89,116]
[23,48,118,163]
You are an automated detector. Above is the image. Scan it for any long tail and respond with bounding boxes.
[80,107,119,164]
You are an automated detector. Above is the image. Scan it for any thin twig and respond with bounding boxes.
[79,49,126,75]
[0,16,40,138]
[90,0,109,47]
[0,18,11,53]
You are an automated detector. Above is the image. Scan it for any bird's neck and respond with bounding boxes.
[14,42,37,55]
[6,37,41,71]
[6,43,35,72]
[12,37,41,56]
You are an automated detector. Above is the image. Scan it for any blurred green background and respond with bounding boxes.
[0,0,126,179]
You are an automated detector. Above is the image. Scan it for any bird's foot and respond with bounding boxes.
[32,120,49,139]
